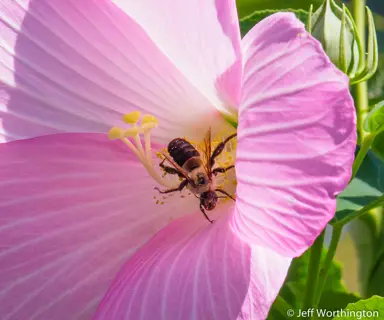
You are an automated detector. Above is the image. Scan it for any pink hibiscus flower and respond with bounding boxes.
[0,0,356,319]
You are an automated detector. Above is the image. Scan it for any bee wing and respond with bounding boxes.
[161,153,196,187]
[202,127,213,177]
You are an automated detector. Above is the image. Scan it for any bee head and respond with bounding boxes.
[201,191,218,211]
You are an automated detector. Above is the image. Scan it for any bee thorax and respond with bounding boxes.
[187,168,215,194]
[182,157,203,172]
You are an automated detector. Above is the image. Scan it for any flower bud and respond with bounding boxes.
[308,0,378,83]
[309,0,359,75]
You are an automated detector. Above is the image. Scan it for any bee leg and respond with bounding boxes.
[209,133,237,167]
[199,204,214,224]
[159,162,184,177]
[154,179,188,194]
[212,165,235,176]
[215,188,235,201]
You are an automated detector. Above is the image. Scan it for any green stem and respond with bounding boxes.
[355,82,369,143]
[314,226,343,306]
[302,230,325,314]
[352,0,368,143]
[335,193,384,227]
[350,132,376,181]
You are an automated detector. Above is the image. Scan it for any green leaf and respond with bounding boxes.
[333,149,384,223]
[335,194,384,227]
[239,9,309,37]
[372,131,384,160]
[346,208,383,297]
[367,245,384,296]
[286,248,345,293]
[267,247,359,319]
[319,291,360,311]
[332,296,384,320]
[267,296,293,320]
[236,0,322,18]
[365,101,384,134]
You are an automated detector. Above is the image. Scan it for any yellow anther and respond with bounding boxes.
[142,114,158,125]
[123,111,141,124]
[141,122,158,131]
[108,112,178,190]
[108,127,124,140]
[123,127,141,137]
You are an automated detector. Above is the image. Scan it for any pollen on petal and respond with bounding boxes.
[123,111,141,124]
[108,127,124,140]
[156,152,164,159]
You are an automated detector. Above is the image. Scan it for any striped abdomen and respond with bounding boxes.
[168,138,200,167]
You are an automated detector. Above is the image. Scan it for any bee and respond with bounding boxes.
[155,128,236,223]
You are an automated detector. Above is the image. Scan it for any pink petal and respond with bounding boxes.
[95,207,291,320]
[0,133,198,320]
[0,0,226,143]
[112,0,242,111]
[233,13,356,256]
